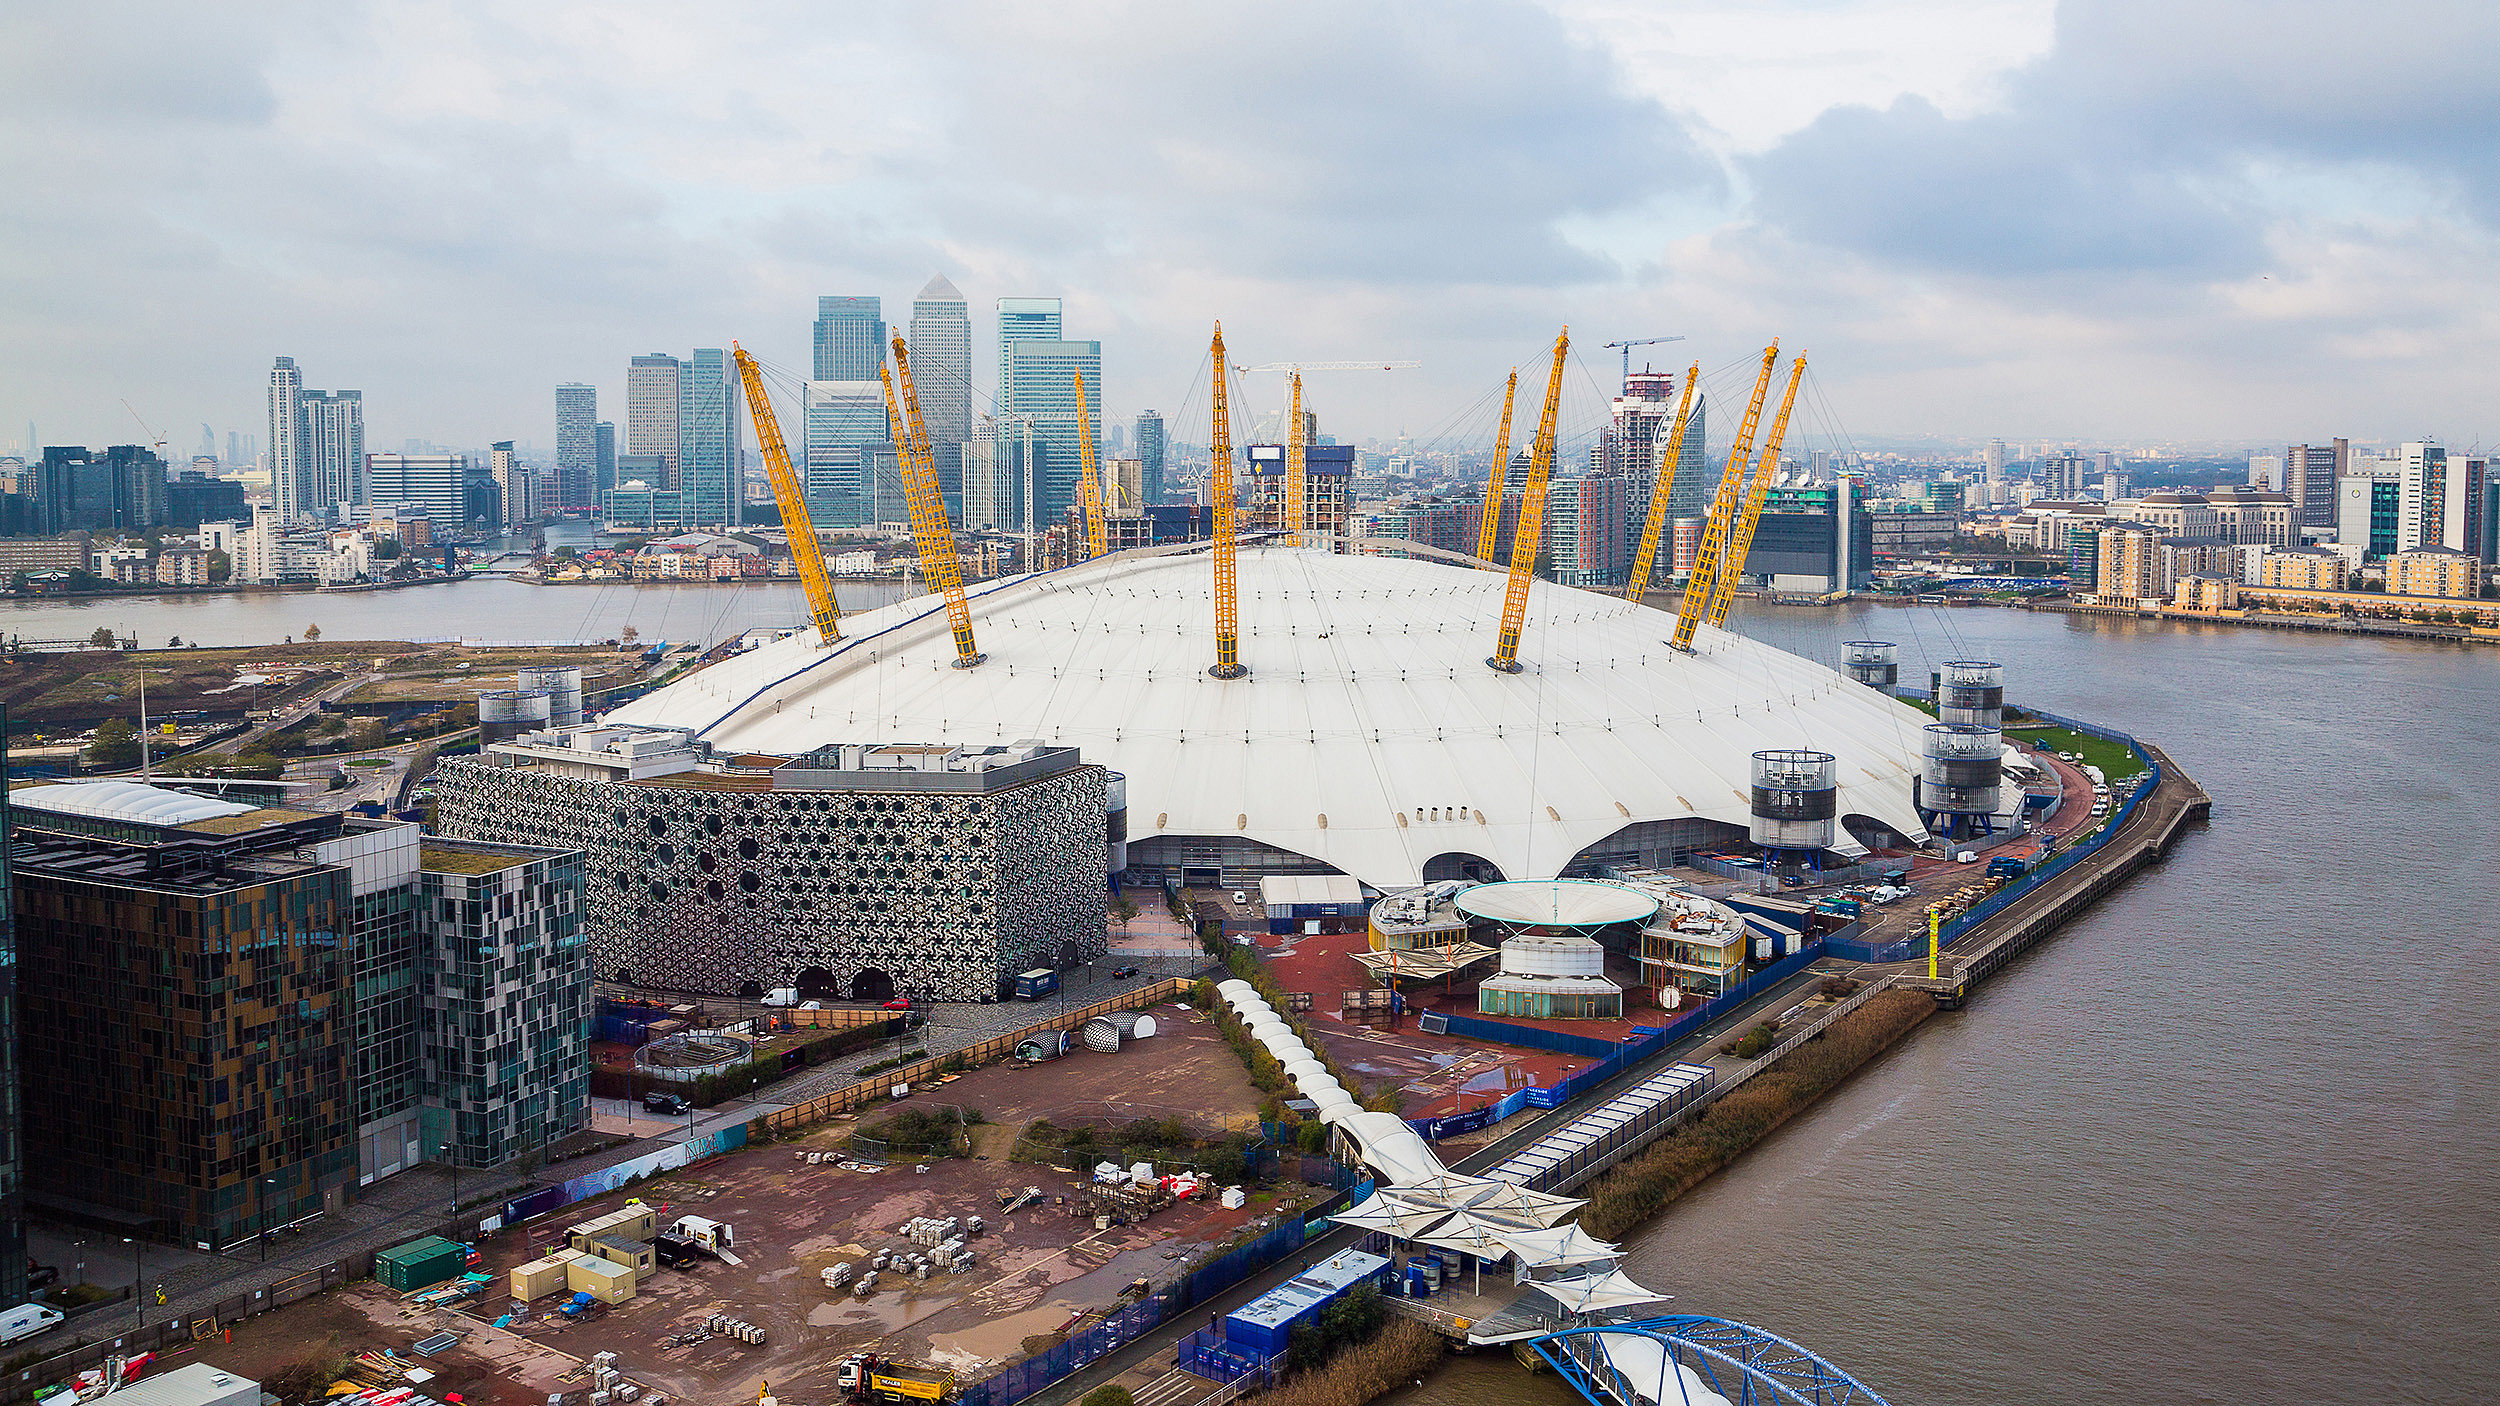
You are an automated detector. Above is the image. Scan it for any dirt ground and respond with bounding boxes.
[465,1008,1289,1406]
[175,1282,591,1406]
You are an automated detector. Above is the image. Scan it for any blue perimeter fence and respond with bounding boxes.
[1826,710,2163,965]
[956,1184,1366,1406]
[1402,945,1827,1141]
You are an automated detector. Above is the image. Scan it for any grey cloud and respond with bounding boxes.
[1743,0,2500,277]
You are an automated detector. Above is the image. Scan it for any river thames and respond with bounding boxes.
[8,566,2492,1401]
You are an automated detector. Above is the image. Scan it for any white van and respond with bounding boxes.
[758,988,801,1007]
[1,1302,64,1346]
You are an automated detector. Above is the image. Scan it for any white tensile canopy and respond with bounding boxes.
[1530,1268,1670,1315]
[1487,1222,1619,1268]
[1592,1333,1733,1406]
[607,544,1936,888]
[1333,1191,1464,1239]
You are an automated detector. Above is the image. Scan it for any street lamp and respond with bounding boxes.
[259,1176,277,1261]
[442,1142,459,1215]
[123,1237,141,1325]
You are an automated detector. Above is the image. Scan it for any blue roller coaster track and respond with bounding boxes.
[1532,1316,1891,1406]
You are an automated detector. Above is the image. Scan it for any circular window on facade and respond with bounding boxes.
[648,881,667,902]
[739,871,761,893]
[657,843,676,865]
[738,837,761,861]
[698,851,717,873]
[647,816,667,838]
[706,879,724,901]
[703,814,722,836]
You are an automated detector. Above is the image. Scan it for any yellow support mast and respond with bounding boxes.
[1473,369,1518,565]
[1284,372,1306,546]
[1209,323,1246,679]
[882,336,984,669]
[1623,363,1700,606]
[1075,370,1106,560]
[1670,342,1780,653]
[730,344,840,645]
[1487,329,1569,674]
[1705,351,1807,630]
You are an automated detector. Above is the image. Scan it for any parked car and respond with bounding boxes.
[642,1092,690,1115]
[882,996,914,1012]
[1110,965,1140,980]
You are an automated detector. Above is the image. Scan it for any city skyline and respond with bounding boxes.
[8,3,2498,453]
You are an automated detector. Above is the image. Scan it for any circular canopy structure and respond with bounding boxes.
[1457,879,1659,931]
[610,544,1935,888]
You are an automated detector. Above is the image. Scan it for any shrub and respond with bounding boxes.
[1080,1388,1135,1406]
[1729,1021,1781,1059]
[1259,1319,1442,1406]
[1286,1284,1386,1372]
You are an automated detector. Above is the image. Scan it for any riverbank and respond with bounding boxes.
[2034,597,2498,645]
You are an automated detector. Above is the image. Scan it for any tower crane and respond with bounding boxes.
[1671,343,1781,653]
[882,336,984,669]
[1231,361,1414,550]
[1705,352,1807,630]
[1487,328,1569,674]
[1623,363,1700,605]
[1208,323,1246,680]
[1284,372,1305,546]
[731,345,841,644]
[1473,369,1518,566]
[120,400,169,458]
[1074,370,1106,560]
[1600,336,1686,390]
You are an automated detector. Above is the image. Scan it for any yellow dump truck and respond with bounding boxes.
[837,1355,953,1403]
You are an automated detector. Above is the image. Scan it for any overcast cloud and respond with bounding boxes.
[4,1,2495,453]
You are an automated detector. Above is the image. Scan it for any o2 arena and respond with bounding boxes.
[606,539,1938,890]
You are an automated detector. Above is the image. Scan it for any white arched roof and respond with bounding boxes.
[608,544,1936,887]
[13,781,255,827]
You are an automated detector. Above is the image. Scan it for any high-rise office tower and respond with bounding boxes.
[1135,411,1165,507]
[268,357,311,520]
[1984,439,2007,482]
[594,422,616,498]
[299,389,364,516]
[803,381,890,528]
[680,349,743,528]
[814,297,886,382]
[998,296,1062,346]
[555,384,598,511]
[226,430,240,470]
[910,275,972,513]
[2286,444,2338,530]
[628,354,684,487]
[996,300,1096,532]
[491,441,538,530]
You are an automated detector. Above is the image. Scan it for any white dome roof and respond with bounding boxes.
[13,781,255,827]
[610,543,1934,887]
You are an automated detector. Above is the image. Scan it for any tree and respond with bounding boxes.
[304,624,322,641]
[620,625,640,644]
[1111,896,1140,935]
[87,719,140,770]
[167,636,182,648]
[88,627,117,648]
[206,549,231,582]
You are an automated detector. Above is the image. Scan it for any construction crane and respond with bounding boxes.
[1487,329,1569,674]
[1074,370,1107,560]
[1623,363,1700,605]
[1208,323,1246,679]
[1473,370,1518,565]
[1600,336,1686,390]
[1670,343,1781,653]
[1283,372,1306,546]
[1705,352,1807,630]
[120,400,168,458]
[883,336,984,669]
[731,345,841,645]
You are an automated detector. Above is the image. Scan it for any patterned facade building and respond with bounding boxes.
[433,726,1108,1003]
[420,839,592,1168]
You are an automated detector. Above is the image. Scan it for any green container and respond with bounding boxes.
[376,1235,468,1292]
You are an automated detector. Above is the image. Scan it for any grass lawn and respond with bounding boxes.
[2005,724,2146,781]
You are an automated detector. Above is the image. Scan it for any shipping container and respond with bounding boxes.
[509,1251,584,1301]
[566,1255,637,1304]
[375,1236,469,1293]
[566,1205,656,1251]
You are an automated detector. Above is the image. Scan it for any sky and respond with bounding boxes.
[5,0,2497,457]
